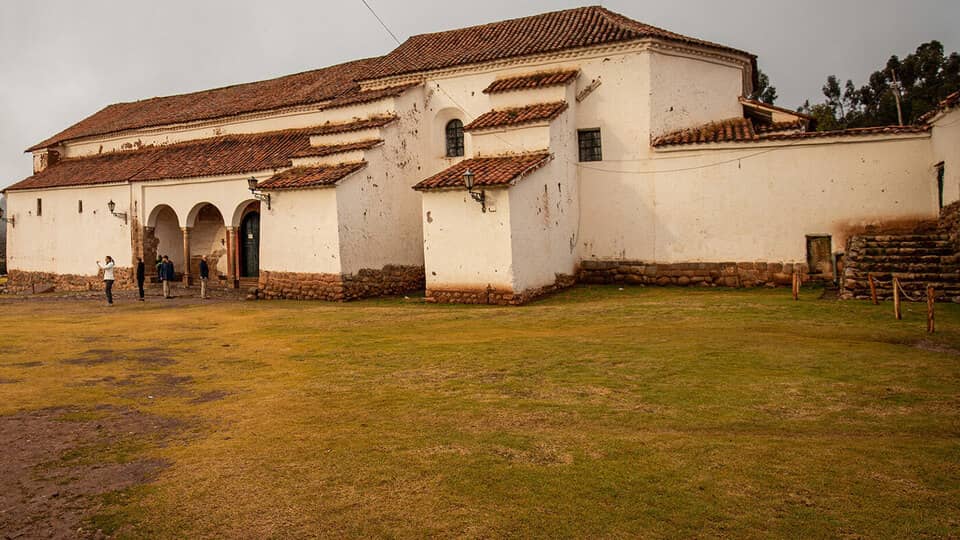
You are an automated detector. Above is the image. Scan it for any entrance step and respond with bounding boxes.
[237,277,259,291]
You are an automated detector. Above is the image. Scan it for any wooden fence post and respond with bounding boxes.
[893,277,902,320]
[868,274,878,305]
[792,272,799,301]
[927,286,935,333]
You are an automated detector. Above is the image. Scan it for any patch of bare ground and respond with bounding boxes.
[62,347,179,367]
[189,390,231,404]
[0,406,184,539]
[913,339,960,356]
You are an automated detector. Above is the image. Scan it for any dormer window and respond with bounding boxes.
[445,119,464,157]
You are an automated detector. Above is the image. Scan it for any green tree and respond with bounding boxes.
[750,69,778,104]
[807,40,959,131]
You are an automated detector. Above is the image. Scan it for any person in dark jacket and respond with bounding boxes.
[198,255,210,299]
[136,257,146,301]
[155,255,163,282]
[160,255,175,299]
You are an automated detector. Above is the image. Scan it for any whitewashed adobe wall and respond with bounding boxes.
[5,184,133,275]
[579,134,936,264]
[337,88,426,274]
[260,187,342,275]
[931,107,960,205]
[507,105,580,292]
[421,188,514,291]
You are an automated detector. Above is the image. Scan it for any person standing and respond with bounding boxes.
[160,255,175,299]
[198,255,210,300]
[136,257,146,301]
[96,255,115,306]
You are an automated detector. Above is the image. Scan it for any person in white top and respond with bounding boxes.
[96,255,116,306]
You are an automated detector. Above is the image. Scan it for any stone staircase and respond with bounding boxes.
[841,202,960,302]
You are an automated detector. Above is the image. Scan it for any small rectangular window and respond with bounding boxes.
[78,200,83,213]
[578,128,602,162]
[36,198,42,217]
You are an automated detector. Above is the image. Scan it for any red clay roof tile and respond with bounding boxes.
[652,117,930,148]
[257,162,367,190]
[413,152,552,191]
[363,6,753,81]
[289,139,383,159]
[309,115,398,136]
[483,70,580,94]
[8,127,319,191]
[464,102,568,131]
[27,57,383,151]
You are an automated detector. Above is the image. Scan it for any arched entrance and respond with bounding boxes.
[146,205,184,277]
[240,211,260,278]
[187,203,228,280]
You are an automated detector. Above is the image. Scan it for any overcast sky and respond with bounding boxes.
[1,0,958,189]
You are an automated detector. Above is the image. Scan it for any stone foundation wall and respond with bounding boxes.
[426,274,577,305]
[258,265,424,301]
[578,260,809,287]
[4,268,136,294]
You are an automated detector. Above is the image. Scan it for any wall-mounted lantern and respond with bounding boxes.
[0,207,14,228]
[463,168,486,213]
[247,177,271,210]
[107,200,128,224]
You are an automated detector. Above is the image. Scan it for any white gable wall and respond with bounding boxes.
[5,184,132,275]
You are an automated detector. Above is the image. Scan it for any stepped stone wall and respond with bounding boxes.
[841,203,960,302]
[258,265,424,301]
[426,274,577,306]
[578,260,809,288]
[4,268,136,294]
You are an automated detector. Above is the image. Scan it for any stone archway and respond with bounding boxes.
[232,201,260,280]
[144,205,183,279]
[186,203,228,284]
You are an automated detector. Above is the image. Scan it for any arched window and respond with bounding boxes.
[445,119,464,157]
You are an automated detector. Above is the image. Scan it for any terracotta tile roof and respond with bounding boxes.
[483,70,580,94]
[464,102,568,131]
[652,118,759,146]
[753,120,807,134]
[8,127,317,191]
[919,90,960,123]
[762,124,931,141]
[413,152,552,191]
[289,139,383,159]
[652,117,930,148]
[363,6,754,81]
[257,162,367,191]
[28,58,383,152]
[739,98,814,121]
[324,83,419,109]
[309,115,398,136]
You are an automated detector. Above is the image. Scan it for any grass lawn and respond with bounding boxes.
[1,286,958,538]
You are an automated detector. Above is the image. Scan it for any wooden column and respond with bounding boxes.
[181,227,192,285]
[225,226,236,287]
[234,227,242,282]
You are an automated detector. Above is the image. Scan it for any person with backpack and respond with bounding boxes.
[160,255,175,299]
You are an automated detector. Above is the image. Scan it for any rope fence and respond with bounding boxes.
[865,274,936,332]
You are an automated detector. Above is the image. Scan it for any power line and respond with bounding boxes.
[359,0,402,45]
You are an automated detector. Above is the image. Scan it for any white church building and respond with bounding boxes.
[4,6,959,303]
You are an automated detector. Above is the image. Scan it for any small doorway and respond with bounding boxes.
[936,162,945,210]
[240,212,260,278]
[806,234,833,277]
